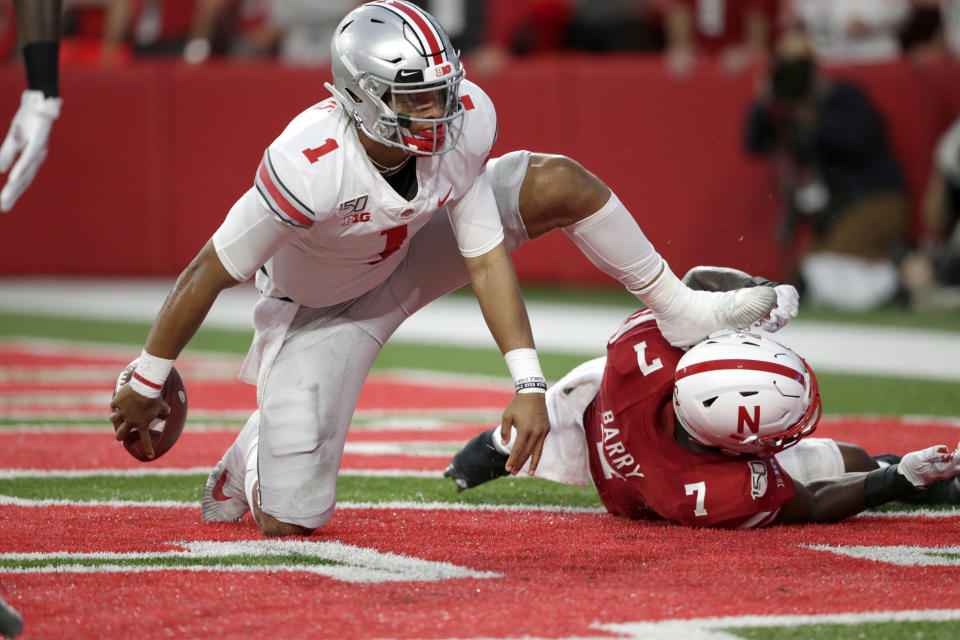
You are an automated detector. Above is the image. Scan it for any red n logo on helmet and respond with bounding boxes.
[737,406,760,434]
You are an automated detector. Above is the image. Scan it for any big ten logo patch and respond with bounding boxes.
[748,460,768,498]
[339,195,371,226]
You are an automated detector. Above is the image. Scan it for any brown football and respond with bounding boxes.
[113,360,188,462]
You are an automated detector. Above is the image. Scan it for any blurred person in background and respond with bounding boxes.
[1,0,62,213]
[565,0,662,53]
[266,0,360,65]
[411,0,487,55]
[946,0,960,57]
[660,0,777,76]
[899,0,960,62]
[781,0,911,63]
[901,112,960,309]
[449,0,573,77]
[744,30,910,310]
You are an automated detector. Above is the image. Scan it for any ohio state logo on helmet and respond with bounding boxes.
[672,331,822,456]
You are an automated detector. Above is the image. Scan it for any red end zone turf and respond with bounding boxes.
[1,418,956,472]
[1,503,959,640]
[3,341,960,640]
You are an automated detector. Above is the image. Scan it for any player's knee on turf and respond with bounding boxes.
[254,508,316,537]
[520,154,611,237]
[837,442,879,472]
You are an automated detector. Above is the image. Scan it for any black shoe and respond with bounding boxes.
[0,595,23,639]
[443,429,510,492]
[873,453,902,467]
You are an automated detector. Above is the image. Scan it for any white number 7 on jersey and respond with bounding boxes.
[684,481,708,517]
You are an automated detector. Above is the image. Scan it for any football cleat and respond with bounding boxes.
[713,287,779,333]
[201,459,249,522]
[444,429,510,492]
[872,453,902,467]
[656,286,778,347]
[0,594,23,639]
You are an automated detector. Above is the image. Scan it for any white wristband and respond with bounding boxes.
[504,348,546,394]
[129,349,175,398]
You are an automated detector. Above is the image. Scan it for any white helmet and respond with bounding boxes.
[673,330,822,456]
[324,1,465,156]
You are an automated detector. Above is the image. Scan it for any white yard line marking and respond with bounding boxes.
[0,494,605,514]
[0,469,443,479]
[594,609,960,640]
[0,540,500,583]
[805,544,960,566]
[429,609,960,640]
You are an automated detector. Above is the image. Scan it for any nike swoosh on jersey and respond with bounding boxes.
[437,186,453,208]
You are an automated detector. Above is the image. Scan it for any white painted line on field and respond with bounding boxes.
[0,495,196,509]
[805,544,960,566]
[0,494,605,514]
[854,508,960,518]
[594,609,960,640]
[0,468,443,479]
[343,441,459,455]
[0,468,212,478]
[0,540,501,583]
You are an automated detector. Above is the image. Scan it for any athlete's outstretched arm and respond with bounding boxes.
[463,241,550,476]
[109,240,240,457]
[778,443,960,524]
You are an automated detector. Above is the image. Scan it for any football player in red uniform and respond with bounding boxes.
[446,266,960,527]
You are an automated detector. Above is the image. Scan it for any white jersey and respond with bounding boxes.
[212,79,502,308]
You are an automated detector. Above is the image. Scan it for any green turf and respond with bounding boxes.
[0,313,254,355]
[729,620,959,640]
[0,554,347,570]
[4,474,953,513]
[1,311,958,417]
[0,474,603,508]
[516,285,960,332]
[815,372,960,417]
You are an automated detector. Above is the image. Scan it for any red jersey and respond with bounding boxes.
[583,310,796,529]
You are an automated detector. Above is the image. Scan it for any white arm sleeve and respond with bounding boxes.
[446,169,505,258]
[211,188,302,281]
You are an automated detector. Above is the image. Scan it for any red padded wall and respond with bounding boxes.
[0,57,957,284]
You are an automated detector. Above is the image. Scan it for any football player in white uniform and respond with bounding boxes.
[111,1,786,537]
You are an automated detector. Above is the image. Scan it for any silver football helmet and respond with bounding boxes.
[673,330,822,456]
[325,1,466,156]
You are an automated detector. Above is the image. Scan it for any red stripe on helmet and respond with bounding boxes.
[381,0,445,65]
[675,359,805,384]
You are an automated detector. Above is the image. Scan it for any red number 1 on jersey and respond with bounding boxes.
[302,138,339,164]
[369,225,408,264]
